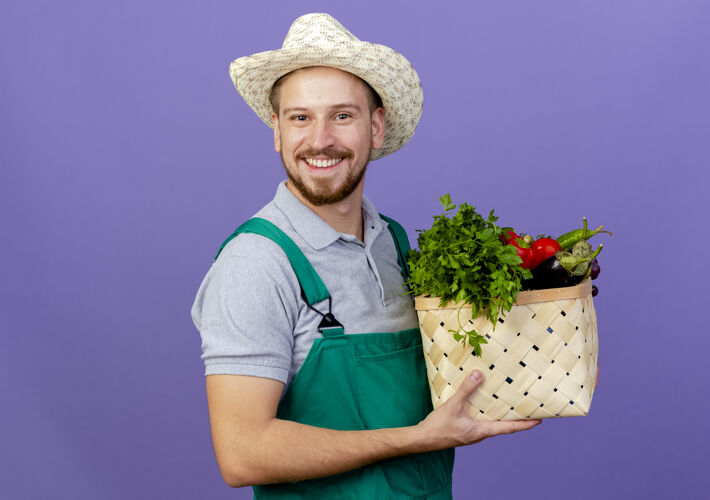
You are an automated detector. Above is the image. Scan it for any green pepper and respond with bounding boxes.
[556,217,612,251]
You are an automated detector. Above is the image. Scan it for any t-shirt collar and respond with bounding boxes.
[273,181,385,250]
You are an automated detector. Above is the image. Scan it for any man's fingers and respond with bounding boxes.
[480,419,542,436]
[453,370,483,404]
[453,371,542,436]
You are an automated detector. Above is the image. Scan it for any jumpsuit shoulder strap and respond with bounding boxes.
[379,214,411,282]
[214,217,331,306]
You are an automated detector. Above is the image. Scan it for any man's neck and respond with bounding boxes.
[286,181,366,242]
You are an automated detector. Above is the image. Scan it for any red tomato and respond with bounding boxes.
[530,238,561,269]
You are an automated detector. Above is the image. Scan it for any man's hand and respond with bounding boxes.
[416,370,541,450]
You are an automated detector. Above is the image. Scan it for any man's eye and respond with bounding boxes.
[336,113,349,120]
[292,115,307,121]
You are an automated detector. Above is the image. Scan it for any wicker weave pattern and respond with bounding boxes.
[416,288,598,420]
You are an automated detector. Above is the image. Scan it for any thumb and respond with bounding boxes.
[454,370,483,402]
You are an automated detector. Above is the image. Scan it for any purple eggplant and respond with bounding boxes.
[590,258,600,280]
[529,255,578,289]
[528,245,603,290]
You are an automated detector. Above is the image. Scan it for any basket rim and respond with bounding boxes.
[414,279,592,310]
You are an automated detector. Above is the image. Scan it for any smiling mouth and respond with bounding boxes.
[304,157,343,168]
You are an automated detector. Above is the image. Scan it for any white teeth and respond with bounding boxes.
[305,158,342,168]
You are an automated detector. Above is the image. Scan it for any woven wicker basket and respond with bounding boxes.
[414,279,598,420]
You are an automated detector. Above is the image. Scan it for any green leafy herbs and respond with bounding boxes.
[407,194,532,355]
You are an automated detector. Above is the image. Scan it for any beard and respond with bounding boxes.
[281,146,369,206]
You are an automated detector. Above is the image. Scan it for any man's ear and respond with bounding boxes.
[370,107,385,150]
[271,112,281,152]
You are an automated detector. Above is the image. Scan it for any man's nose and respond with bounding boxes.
[309,119,336,151]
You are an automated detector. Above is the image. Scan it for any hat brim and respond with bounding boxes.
[229,41,423,160]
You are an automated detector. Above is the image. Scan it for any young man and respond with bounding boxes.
[192,13,540,498]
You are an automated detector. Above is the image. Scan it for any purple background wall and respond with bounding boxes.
[2,1,708,498]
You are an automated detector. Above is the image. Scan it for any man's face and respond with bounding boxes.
[271,67,385,207]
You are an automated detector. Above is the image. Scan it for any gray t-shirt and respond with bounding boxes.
[191,181,419,393]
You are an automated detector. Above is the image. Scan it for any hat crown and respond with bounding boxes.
[282,13,360,49]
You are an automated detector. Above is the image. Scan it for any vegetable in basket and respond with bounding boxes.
[556,217,611,251]
[502,232,561,269]
[501,231,535,269]
[525,243,603,290]
[523,217,610,290]
[590,258,600,279]
[406,194,532,354]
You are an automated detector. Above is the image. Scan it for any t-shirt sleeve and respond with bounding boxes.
[191,234,300,383]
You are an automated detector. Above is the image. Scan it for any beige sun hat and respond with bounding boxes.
[229,13,423,160]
